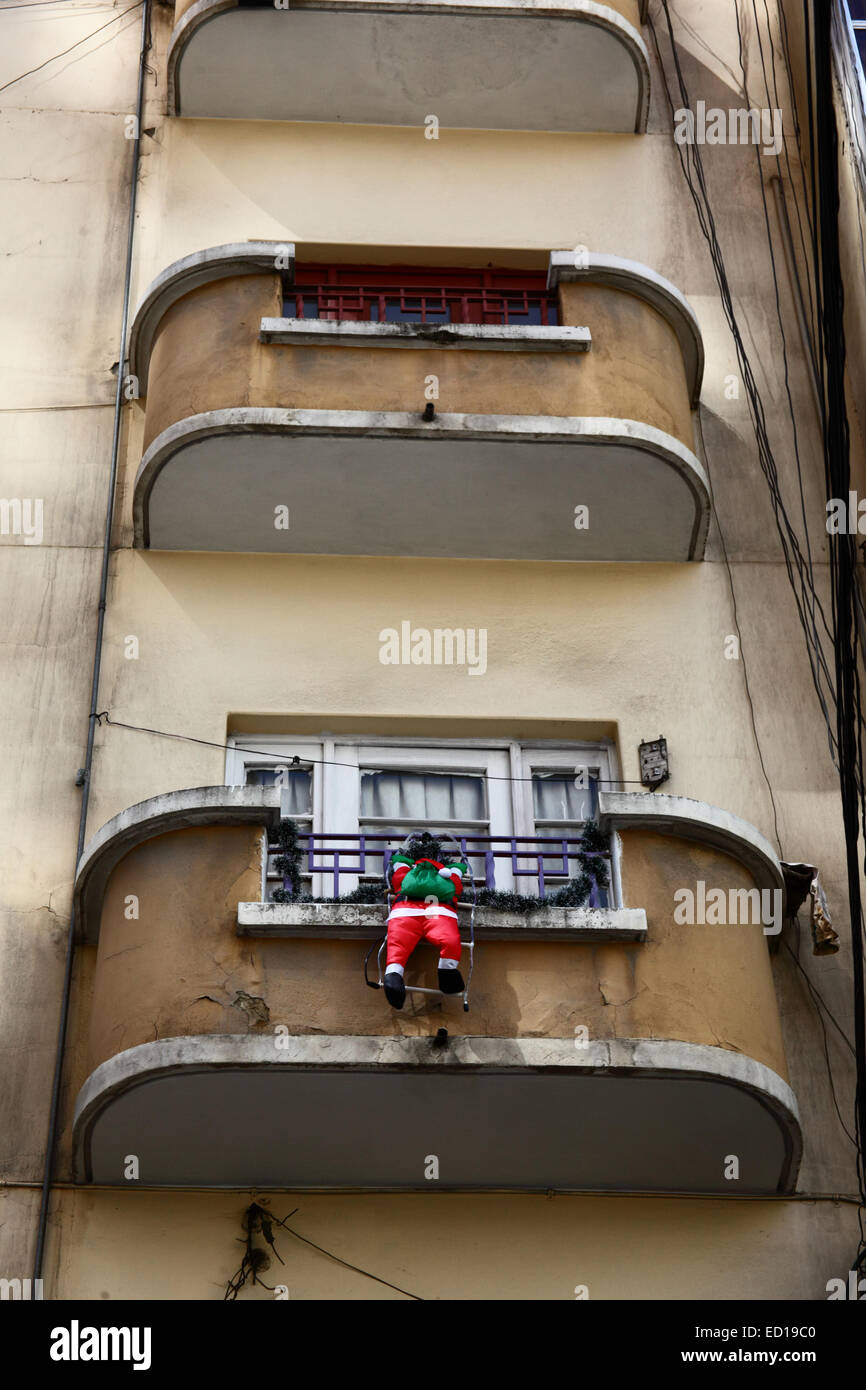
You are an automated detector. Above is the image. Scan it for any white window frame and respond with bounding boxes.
[227,734,620,904]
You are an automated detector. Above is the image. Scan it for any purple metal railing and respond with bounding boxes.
[266,831,610,906]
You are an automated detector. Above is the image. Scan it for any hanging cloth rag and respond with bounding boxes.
[780,861,840,955]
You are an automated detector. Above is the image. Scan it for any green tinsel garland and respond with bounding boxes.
[473,820,610,912]
[271,819,610,912]
[271,818,305,904]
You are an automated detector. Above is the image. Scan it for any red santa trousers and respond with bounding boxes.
[385,904,462,969]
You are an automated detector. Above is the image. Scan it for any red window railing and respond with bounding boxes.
[284,264,558,327]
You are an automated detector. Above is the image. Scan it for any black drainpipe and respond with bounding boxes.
[32,0,152,1286]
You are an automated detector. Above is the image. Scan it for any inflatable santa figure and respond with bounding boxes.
[383,836,470,1010]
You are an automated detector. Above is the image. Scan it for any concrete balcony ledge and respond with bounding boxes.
[130,243,294,393]
[128,248,705,561]
[72,1033,801,1191]
[129,247,697,395]
[259,318,592,352]
[74,785,785,946]
[168,0,650,133]
[237,899,648,940]
[74,784,279,943]
[598,791,784,897]
[548,251,704,404]
[134,408,710,559]
[76,786,797,1166]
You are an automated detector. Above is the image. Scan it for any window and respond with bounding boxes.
[284,264,559,327]
[834,4,866,203]
[244,765,312,813]
[360,768,488,839]
[226,735,617,903]
[849,0,866,71]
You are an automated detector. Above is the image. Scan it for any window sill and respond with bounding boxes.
[259,317,591,352]
[237,900,646,941]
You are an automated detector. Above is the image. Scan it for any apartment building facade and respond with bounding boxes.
[1,0,864,1299]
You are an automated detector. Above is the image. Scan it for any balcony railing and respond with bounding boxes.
[265,831,611,906]
[282,283,559,326]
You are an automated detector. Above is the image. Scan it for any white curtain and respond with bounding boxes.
[245,766,311,814]
[532,772,595,823]
[361,770,485,823]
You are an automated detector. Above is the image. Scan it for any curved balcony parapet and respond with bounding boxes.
[168,0,650,133]
[72,1033,801,1192]
[74,784,279,944]
[128,242,295,394]
[598,791,784,899]
[132,407,710,560]
[547,251,705,404]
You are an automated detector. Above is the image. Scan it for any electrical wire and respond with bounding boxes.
[783,937,856,1058]
[0,1,116,10]
[743,0,822,654]
[775,0,822,368]
[693,409,784,855]
[0,0,143,96]
[268,1209,424,1300]
[649,1,841,775]
[648,0,866,1272]
[783,935,857,1147]
[807,0,866,1271]
[94,713,648,786]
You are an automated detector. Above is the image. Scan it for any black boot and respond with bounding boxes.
[384,971,406,1009]
[438,967,465,995]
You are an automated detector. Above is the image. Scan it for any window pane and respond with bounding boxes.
[361,769,485,822]
[245,766,312,814]
[383,298,450,323]
[532,771,597,822]
[848,1,866,23]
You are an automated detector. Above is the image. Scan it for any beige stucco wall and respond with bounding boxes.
[1,0,862,1298]
[142,271,694,451]
[79,825,787,1090]
[38,1186,854,1301]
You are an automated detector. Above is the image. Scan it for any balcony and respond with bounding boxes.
[71,785,800,1192]
[167,0,650,133]
[128,244,709,561]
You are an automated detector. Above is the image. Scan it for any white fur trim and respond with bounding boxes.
[389,904,458,921]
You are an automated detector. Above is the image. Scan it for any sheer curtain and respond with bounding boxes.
[361,770,485,824]
[245,766,311,814]
[532,772,597,824]
[360,770,487,876]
